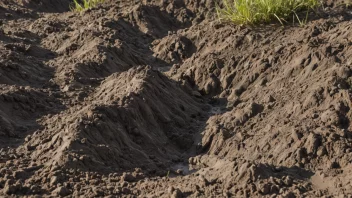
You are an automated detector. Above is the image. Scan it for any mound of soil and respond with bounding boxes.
[21,66,205,174]
[0,0,352,197]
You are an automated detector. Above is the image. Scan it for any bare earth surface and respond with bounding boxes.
[0,0,352,197]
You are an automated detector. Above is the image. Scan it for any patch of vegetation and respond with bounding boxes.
[71,0,105,12]
[217,0,320,25]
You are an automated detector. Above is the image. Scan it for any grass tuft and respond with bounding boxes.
[70,0,105,12]
[217,0,320,25]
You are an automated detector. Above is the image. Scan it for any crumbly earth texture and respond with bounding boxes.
[0,0,352,197]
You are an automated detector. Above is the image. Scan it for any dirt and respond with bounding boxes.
[0,0,352,197]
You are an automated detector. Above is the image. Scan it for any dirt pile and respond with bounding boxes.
[165,15,352,170]
[21,66,205,173]
[0,0,352,197]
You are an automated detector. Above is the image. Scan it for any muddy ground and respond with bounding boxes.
[0,0,352,197]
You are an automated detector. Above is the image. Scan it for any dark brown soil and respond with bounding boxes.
[0,0,352,197]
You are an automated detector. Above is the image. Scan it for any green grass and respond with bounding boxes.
[217,0,320,25]
[71,0,105,12]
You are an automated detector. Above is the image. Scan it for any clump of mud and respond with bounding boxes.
[0,0,352,197]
